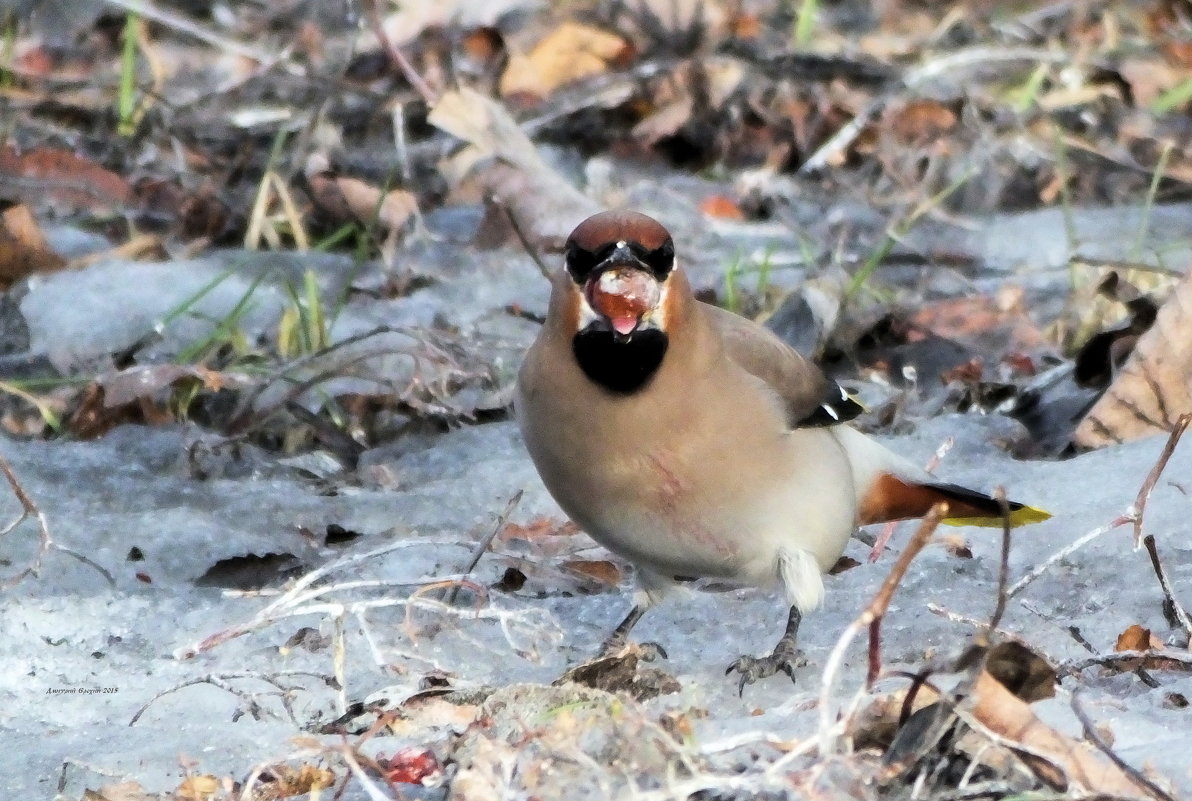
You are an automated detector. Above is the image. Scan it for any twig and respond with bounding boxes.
[445,489,524,605]
[1143,534,1192,640]
[819,504,947,754]
[1129,414,1190,547]
[1063,620,1160,688]
[102,0,288,66]
[1007,516,1125,598]
[987,487,1012,634]
[501,200,554,282]
[128,670,332,726]
[338,741,397,801]
[0,456,114,588]
[1062,649,1192,674]
[1071,690,1179,801]
[359,0,437,105]
[1011,414,1188,600]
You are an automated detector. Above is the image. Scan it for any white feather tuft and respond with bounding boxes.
[777,548,825,612]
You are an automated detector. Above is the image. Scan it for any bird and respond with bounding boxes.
[515,209,1048,692]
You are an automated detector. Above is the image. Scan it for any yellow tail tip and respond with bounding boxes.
[942,505,1052,528]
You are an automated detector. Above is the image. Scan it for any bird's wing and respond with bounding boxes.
[703,303,862,428]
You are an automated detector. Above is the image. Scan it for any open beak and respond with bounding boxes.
[585,260,661,341]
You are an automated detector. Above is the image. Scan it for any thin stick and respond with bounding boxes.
[501,201,554,281]
[1130,414,1190,547]
[445,489,524,605]
[0,456,114,588]
[819,503,946,753]
[1061,621,1159,688]
[1007,517,1126,598]
[103,0,285,64]
[1063,649,1192,673]
[1143,534,1192,640]
[128,670,329,726]
[987,487,1012,634]
[1071,690,1178,801]
[359,0,436,105]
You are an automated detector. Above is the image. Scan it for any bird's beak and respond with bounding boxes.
[584,256,661,341]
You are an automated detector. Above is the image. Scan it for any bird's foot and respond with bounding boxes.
[598,635,668,662]
[725,641,805,696]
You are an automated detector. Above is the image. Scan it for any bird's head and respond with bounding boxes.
[561,211,678,393]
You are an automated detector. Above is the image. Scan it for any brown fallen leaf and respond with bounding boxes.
[174,774,220,800]
[0,145,132,214]
[82,781,158,801]
[499,22,631,101]
[0,203,67,288]
[561,558,622,586]
[1115,623,1162,653]
[698,195,745,220]
[305,157,418,237]
[1074,264,1192,447]
[970,670,1156,796]
[498,517,581,541]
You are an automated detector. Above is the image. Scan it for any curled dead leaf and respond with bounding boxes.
[499,22,631,101]
[0,203,66,289]
[1074,265,1192,447]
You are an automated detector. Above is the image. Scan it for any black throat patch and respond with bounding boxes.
[572,328,669,394]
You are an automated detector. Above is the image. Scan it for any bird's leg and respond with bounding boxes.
[726,605,806,695]
[597,603,668,661]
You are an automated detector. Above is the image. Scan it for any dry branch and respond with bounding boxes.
[0,455,113,588]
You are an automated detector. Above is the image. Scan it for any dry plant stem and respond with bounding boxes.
[988,487,1012,633]
[1130,414,1190,547]
[1071,690,1178,801]
[445,489,524,605]
[0,456,114,588]
[178,537,466,655]
[501,201,554,282]
[360,0,436,105]
[1010,417,1188,599]
[338,742,394,801]
[128,670,330,726]
[1063,648,1192,673]
[103,0,285,64]
[819,504,947,753]
[1143,534,1192,639]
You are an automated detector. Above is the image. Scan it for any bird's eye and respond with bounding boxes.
[565,243,599,282]
[641,238,675,279]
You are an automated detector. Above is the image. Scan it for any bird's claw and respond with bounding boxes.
[725,645,805,696]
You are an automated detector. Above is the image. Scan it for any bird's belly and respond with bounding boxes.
[527,425,856,587]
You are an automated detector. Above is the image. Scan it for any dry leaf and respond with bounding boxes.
[883,99,958,145]
[1074,265,1192,447]
[1118,58,1190,108]
[1115,623,1161,652]
[174,774,220,800]
[498,517,580,541]
[0,203,66,288]
[428,87,600,250]
[83,782,157,801]
[698,195,745,220]
[499,22,630,100]
[971,670,1154,795]
[561,558,622,586]
[0,145,132,214]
